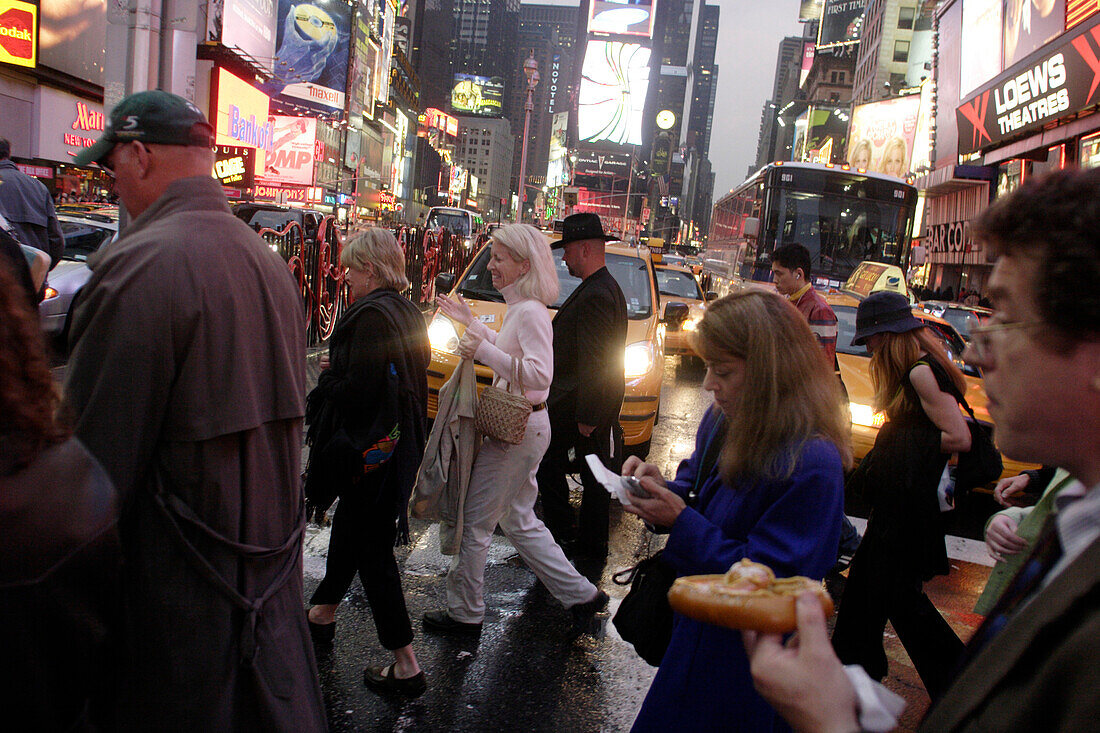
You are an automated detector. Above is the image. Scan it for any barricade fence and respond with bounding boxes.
[256,219,487,346]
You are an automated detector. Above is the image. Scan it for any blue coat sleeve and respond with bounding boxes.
[661,440,845,581]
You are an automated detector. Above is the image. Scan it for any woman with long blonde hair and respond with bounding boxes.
[831,290,972,701]
[622,290,850,731]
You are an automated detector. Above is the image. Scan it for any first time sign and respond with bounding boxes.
[0,0,36,69]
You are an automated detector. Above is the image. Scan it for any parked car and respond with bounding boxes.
[653,262,709,366]
[232,203,325,243]
[39,210,118,341]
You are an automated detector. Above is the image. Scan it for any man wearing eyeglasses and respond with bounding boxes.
[743,166,1100,732]
[62,91,326,730]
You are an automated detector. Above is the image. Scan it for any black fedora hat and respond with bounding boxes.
[851,291,923,346]
[553,212,616,248]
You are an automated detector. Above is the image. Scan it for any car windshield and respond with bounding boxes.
[835,304,978,376]
[59,220,114,261]
[456,249,654,319]
[237,207,298,232]
[939,307,987,341]
[655,268,703,300]
[427,210,472,237]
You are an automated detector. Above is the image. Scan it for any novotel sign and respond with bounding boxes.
[957,14,1100,156]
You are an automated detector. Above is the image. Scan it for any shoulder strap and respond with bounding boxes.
[689,411,728,507]
[914,357,979,420]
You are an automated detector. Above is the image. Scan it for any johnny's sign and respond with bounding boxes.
[957,15,1100,156]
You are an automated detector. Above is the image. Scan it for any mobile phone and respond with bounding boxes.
[621,475,650,499]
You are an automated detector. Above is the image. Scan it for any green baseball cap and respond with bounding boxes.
[74,90,215,168]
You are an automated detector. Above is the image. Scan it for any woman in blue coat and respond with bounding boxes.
[623,290,851,732]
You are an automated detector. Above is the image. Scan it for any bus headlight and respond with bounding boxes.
[428,314,460,354]
[849,403,886,428]
[624,341,655,378]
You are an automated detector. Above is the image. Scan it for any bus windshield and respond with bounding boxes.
[765,189,910,282]
[427,207,473,237]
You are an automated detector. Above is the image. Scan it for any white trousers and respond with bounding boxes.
[446,409,598,623]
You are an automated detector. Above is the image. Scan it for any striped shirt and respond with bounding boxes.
[789,283,839,365]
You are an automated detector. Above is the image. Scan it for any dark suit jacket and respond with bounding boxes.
[921,533,1100,732]
[548,265,628,432]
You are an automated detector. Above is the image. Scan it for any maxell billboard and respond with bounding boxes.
[956,15,1100,156]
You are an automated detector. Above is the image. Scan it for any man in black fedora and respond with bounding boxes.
[537,212,628,560]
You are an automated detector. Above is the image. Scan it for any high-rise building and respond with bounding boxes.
[687,4,719,159]
[456,117,515,218]
[753,36,803,172]
[509,3,581,216]
[852,0,923,104]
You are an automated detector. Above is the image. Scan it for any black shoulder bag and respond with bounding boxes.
[611,414,728,666]
[953,392,1003,498]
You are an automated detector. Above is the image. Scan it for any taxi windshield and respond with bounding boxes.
[456,248,653,319]
[655,268,703,300]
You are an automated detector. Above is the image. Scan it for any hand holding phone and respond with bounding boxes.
[621,475,651,499]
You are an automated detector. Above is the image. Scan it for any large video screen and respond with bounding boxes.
[848,95,923,177]
[262,0,351,114]
[577,40,651,147]
[39,0,106,84]
[960,0,1002,97]
[451,73,505,116]
[1003,0,1065,69]
[588,0,656,38]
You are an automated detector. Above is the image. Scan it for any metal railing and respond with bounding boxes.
[256,219,487,345]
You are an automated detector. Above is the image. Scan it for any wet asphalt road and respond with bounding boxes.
[300,353,994,732]
[300,354,713,732]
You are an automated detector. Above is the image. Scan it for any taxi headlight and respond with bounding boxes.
[682,316,702,331]
[43,286,59,300]
[624,341,655,378]
[849,403,886,428]
[428,314,460,354]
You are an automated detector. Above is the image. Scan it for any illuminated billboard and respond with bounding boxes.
[847,95,922,176]
[0,0,36,69]
[206,0,276,72]
[588,0,656,38]
[818,0,866,48]
[1003,0,1065,69]
[213,68,274,171]
[260,116,316,186]
[39,0,101,82]
[546,111,569,187]
[451,73,505,116]
[578,40,651,146]
[263,0,351,114]
[960,0,1002,97]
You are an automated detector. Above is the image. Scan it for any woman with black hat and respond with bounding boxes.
[830,290,973,701]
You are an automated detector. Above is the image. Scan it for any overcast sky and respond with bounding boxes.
[708,0,803,194]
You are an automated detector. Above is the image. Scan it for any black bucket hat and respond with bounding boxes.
[553,212,616,248]
[852,290,923,346]
[73,90,214,168]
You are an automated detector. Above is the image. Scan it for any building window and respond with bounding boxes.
[890,72,907,88]
[898,6,915,30]
[893,39,910,63]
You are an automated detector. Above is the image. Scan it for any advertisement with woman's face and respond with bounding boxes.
[847,96,922,178]
[1003,0,1065,69]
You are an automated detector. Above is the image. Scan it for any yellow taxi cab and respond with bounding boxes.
[826,269,1035,484]
[426,240,666,458]
[653,261,709,366]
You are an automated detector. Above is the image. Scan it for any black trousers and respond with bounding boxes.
[310,483,413,651]
[536,421,618,556]
[831,540,965,701]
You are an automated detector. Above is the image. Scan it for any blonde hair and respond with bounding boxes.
[881,137,908,175]
[869,328,967,419]
[491,223,560,305]
[692,291,852,482]
[340,227,410,291]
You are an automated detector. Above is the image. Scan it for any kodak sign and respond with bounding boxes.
[0,0,36,69]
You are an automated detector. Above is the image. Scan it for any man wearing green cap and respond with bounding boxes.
[64,91,326,731]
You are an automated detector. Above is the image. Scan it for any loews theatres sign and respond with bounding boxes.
[957,15,1100,156]
[0,0,36,69]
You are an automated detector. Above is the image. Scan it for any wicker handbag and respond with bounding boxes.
[475,356,532,444]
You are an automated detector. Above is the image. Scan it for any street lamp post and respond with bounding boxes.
[515,51,540,223]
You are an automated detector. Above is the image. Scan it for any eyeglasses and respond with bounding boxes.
[965,314,1043,362]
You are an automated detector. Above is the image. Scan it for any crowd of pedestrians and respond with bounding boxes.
[3,90,1100,732]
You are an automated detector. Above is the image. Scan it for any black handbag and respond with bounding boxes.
[954,395,1003,497]
[611,414,727,666]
